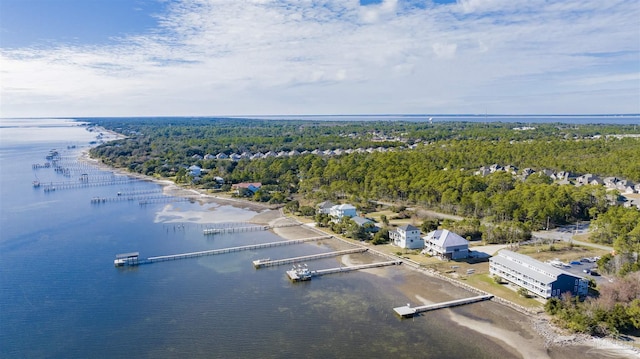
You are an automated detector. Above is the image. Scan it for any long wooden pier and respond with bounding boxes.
[114,235,332,267]
[253,248,368,268]
[313,260,402,276]
[203,222,302,235]
[204,225,267,235]
[91,195,192,204]
[287,260,402,281]
[393,295,494,317]
[42,178,137,191]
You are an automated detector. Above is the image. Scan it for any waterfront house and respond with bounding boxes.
[489,250,588,299]
[423,229,469,259]
[390,224,423,249]
[232,182,262,195]
[316,201,335,215]
[351,217,379,233]
[329,204,357,220]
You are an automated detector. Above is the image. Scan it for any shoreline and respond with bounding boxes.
[82,127,640,358]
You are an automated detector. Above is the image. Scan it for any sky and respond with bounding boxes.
[0,0,639,117]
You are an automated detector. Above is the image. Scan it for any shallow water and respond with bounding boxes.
[0,119,617,359]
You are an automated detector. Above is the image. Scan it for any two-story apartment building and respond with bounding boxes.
[489,250,588,299]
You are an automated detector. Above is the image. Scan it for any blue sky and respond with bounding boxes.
[1,0,638,117]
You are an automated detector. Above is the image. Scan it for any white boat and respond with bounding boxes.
[286,264,313,281]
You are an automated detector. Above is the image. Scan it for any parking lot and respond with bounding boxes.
[555,258,610,284]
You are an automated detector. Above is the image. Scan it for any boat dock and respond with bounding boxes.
[287,260,402,281]
[393,295,494,317]
[203,222,302,235]
[253,248,368,268]
[91,195,192,205]
[114,235,332,267]
[42,178,137,191]
[203,225,267,235]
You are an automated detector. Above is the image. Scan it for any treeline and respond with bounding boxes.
[88,118,640,240]
[592,206,640,275]
[545,272,640,336]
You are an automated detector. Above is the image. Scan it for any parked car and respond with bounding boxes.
[570,261,581,265]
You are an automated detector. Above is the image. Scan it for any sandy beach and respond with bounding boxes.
[81,131,639,359]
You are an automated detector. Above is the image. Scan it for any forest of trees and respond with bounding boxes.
[88,117,639,244]
[545,272,640,336]
[88,117,640,337]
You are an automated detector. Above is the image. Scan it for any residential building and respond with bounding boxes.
[316,201,335,215]
[329,204,357,220]
[423,229,469,259]
[351,217,379,233]
[489,250,588,299]
[231,182,262,194]
[188,165,201,176]
[390,224,422,249]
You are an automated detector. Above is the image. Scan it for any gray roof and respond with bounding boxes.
[317,201,335,209]
[426,229,468,248]
[351,217,374,226]
[492,250,584,284]
[398,224,419,231]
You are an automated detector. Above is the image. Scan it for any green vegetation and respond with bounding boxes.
[545,273,640,336]
[88,118,640,341]
[88,117,639,261]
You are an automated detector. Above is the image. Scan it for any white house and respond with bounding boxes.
[329,204,357,220]
[423,229,469,259]
[489,250,588,299]
[390,224,423,249]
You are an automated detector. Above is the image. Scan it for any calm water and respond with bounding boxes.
[0,119,571,358]
[239,114,640,124]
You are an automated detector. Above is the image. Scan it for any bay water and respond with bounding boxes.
[0,118,583,358]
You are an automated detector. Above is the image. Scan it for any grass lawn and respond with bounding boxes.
[464,273,544,310]
[517,243,609,262]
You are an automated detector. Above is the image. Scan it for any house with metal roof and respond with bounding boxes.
[351,217,379,233]
[390,224,422,249]
[329,204,357,220]
[316,201,335,215]
[423,229,469,259]
[489,250,588,299]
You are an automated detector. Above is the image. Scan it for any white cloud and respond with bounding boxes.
[432,42,457,59]
[1,0,639,117]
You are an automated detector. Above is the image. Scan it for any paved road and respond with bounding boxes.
[532,223,613,252]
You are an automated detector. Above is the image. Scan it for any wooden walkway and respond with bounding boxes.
[115,235,332,266]
[312,260,402,277]
[253,248,368,268]
[203,222,302,235]
[393,295,494,317]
